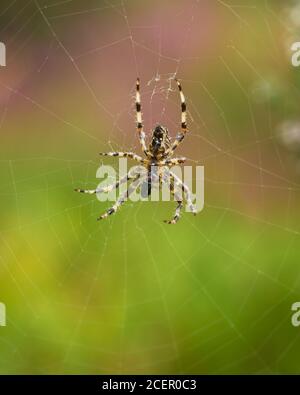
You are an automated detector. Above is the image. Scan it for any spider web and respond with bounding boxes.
[1,0,300,374]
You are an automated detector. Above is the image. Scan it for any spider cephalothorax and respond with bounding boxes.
[75,78,197,224]
[149,125,171,158]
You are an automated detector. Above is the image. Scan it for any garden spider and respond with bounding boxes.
[75,78,197,224]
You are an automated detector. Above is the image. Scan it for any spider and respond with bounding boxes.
[75,78,197,224]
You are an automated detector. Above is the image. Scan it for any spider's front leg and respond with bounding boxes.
[98,174,143,220]
[136,78,151,158]
[166,79,188,157]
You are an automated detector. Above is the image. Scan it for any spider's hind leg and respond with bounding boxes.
[170,170,197,216]
[161,173,183,224]
[164,199,183,225]
[98,175,142,220]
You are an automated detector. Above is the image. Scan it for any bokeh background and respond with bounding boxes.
[1,0,300,374]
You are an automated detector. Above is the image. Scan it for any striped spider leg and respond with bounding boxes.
[159,171,183,224]
[166,78,188,157]
[74,167,142,195]
[169,170,197,215]
[136,78,151,158]
[98,173,145,220]
[99,151,148,165]
[158,157,186,166]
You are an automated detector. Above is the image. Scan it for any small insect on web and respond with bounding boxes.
[75,78,197,224]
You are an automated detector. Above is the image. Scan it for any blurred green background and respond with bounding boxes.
[1,0,300,374]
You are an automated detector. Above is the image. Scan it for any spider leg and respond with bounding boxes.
[158,157,186,166]
[99,151,148,165]
[136,78,151,157]
[167,79,188,156]
[160,173,183,224]
[166,199,183,225]
[74,169,139,194]
[98,174,142,220]
[169,170,197,215]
